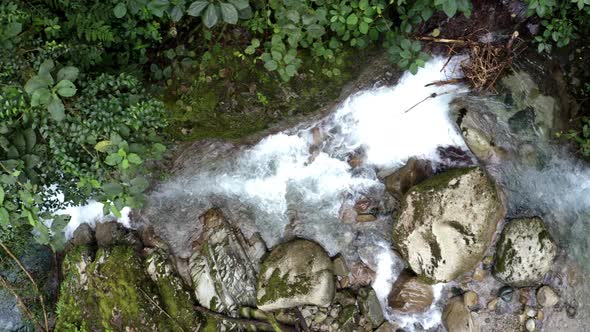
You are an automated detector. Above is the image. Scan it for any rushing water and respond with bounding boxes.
[62,55,590,330]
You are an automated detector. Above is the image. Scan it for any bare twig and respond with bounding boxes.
[194,305,296,332]
[0,242,49,331]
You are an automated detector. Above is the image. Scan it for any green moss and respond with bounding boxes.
[257,268,311,306]
[56,246,202,332]
[164,46,372,141]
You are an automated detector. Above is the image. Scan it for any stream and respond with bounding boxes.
[61,56,590,331]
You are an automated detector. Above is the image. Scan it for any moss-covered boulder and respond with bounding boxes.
[393,167,505,283]
[256,239,334,311]
[55,245,202,331]
[493,217,557,287]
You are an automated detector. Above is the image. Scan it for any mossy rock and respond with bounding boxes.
[164,45,373,142]
[493,217,557,287]
[55,245,202,331]
[256,239,334,311]
[393,167,505,283]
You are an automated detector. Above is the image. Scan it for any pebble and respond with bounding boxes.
[487,298,499,311]
[526,306,537,317]
[472,267,486,282]
[537,310,544,321]
[498,286,514,302]
[464,291,479,310]
[526,318,536,331]
[537,286,559,307]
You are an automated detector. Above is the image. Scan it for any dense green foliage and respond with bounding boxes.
[3,0,589,251]
[526,0,590,52]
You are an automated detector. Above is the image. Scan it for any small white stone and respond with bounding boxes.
[526,318,536,331]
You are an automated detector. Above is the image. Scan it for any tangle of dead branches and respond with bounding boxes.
[419,31,525,92]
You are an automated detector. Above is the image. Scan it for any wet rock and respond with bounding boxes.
[333,255,349,277]
[436,146,476,170]
[358,287,384,328]
[537,286,559,307]
[493,217,557,287]
[356,214,378,222]
[349,263,376,286]
[388,271,434,313]
[498,286,514,302]
[472,267,486,282]
[384,158,433,199]
[0,232,57,332]
[71,223,95,246]
[256,239,334,311]
[443,296,478,332]
[138,224,168,249]
[95,221,141,249]
[393,167,505,282]
[190,209,265,314]
[375,321,402,332]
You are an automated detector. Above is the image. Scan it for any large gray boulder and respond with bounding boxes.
[189,209,266,314]
[493,217,557,287]
[393,167,505,283]
[256,239,334,311]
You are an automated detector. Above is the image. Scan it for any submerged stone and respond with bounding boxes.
[493,217,557,287]
[256,239,334,311]
[387,271,434,313]
[384,158,433,200]
[393,167,505,283]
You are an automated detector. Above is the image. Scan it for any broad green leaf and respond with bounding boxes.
[122,158,129,169]
[228,0,249,10]
[105,153,123,166]
[286,9,300,23]
[148,0,169,17]
[187,1,208,16]
[307,24,325,38]
[13,132,25,154]
[24,128,36,152]
[102,182,123,196]
[57,66,79,82]
[0,207,10,227]
[55,80,77,97]
[170,5,184,21]
[5,22,22,38]
[264,59,278,71]
[0,187,4,205]
[94,140,112,152]
[48,98,65,121]
[24,76,51,94]
[38,59,55,77]
[129,176,150,194]
[110,204,122,218]
[359,21,369,34]
[114,3,127,18]
[442,1,458,17]
[220,2,239,24]
[346,14,358,25]
[127,153,142,164]
[285,64,297,77]
[23,154,41,169]
[203,4,219,28]
[31,88,52,106]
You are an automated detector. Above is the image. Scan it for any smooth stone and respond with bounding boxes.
[536,286,559,307]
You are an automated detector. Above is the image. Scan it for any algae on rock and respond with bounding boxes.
[55,245,202,331]
[393,167,505,283]
[256,239,334,311]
